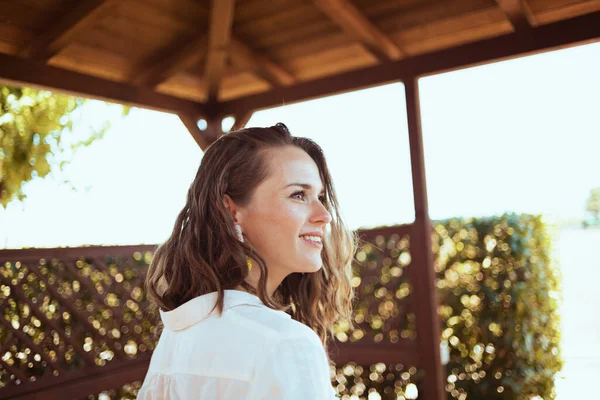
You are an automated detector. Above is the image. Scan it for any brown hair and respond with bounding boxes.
[145,123,356,362]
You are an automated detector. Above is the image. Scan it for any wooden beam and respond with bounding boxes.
[404,77,445,400]
[330,340,419,367]
[133,35,208,88]
[229,39,296,86]
[313,0,403,62]
[495,0,534,30]
[204,0,236,102]
[133,34,292,90]
[179,114,213,151]
[1,354,151,399]
[534,0,600,25]
[0,53,207,116]
[0,244,156,261]
[214,10,600,116]
[19,0,119,61]
[230,110,254,131]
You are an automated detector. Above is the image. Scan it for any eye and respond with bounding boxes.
[291,190,306,200]
[291,190,327,205]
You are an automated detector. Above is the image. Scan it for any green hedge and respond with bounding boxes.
[433,213,562,399]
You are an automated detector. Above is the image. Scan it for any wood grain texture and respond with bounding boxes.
[495,0,535,29]
[204,0,236,102]
[313,0,403,61]
[19,0,120,60]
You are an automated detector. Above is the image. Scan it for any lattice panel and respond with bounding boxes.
[331,361,423,400]
[0,248,158,391]
[333,227,416,347]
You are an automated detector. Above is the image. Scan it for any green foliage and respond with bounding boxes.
[0,85,129,208]
[433,213,562,399]
[586,187,600,217]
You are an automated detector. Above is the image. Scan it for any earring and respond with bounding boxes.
[234,224,244,243]
[234,224,252,271]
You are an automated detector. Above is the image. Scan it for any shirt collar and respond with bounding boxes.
[159,289,290,331]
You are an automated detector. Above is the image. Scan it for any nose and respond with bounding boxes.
[310,200,332,225]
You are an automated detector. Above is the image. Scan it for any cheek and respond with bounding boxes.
[249,203,306,245]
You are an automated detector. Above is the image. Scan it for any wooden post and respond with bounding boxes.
[178,115,223,151]
[231,111,254,131]
[404,77,445,400]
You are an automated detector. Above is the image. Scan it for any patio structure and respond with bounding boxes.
[1,1,599,399]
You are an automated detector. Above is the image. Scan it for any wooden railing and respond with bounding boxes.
[1,224,425,399]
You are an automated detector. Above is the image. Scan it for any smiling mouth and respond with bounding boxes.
[299,235,323,247]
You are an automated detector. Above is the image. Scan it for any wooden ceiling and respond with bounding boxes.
[1,0,600,120]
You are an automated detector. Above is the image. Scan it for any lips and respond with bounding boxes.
[299,233,323,248]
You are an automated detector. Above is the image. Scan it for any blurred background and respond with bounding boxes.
[1,1,599,398]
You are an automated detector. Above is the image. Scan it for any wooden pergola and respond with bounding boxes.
[1,1,599,399]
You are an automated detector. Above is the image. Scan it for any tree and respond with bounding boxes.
[0,85,128,208]
[586,187,600,219]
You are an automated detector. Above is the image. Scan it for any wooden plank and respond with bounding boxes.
[204,0,236,102]
[1,354,151,399]
[495,0,535,30]
[404,77,444,400]
[529,0,600,25]
[157,73,207,103]
[18,0,119,61]
[392,8,510,56]
[313,0,403,61]
[0,244,156,262]
[133,34,208,88]
[229,39,296,86]
[0,53,207,116]
[329,340,419,366]
[285,42,377,81]
[218,72,272,102]
[0,23,32,53]
[356,224,413,241]
[214,10,600,116]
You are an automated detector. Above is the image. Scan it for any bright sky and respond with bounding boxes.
[1,42,599,249]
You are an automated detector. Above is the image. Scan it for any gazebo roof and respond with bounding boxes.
[1,0,599,122]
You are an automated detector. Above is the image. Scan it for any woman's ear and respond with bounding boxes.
[223,194,242,224]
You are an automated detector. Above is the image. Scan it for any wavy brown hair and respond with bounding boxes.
[145,123,356,362]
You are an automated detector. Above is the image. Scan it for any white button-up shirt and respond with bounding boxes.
[138,289,338,399]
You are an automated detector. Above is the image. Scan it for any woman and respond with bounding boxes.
[138,123,356,399]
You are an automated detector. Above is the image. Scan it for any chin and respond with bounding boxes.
[304,261,323,273]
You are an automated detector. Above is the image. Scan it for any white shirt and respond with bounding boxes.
[138,289,338,399]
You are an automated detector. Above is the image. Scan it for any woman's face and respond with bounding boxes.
[231,145,332,289]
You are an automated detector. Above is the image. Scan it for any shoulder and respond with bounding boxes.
[226,303,323,347]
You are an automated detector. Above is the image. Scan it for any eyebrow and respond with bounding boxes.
[285,183,325,195]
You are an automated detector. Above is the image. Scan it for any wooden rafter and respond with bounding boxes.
[204,0,236,102]
[533,0,600,25]
[133,35,208,88]
[215,10,600,117]
[178,114,213,150]
[313,0,403,62]
[230,110,254,131]
[0,53,207,116]
[229,39,296,86]
[133,33,293,90]
[495,0,534,30]
[19,0,119,61]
